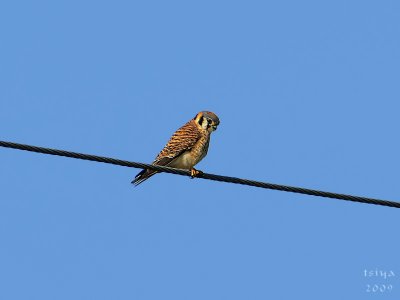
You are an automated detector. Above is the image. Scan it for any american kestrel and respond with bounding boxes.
[132,111,220,186]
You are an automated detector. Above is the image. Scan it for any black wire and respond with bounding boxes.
[1,140,399,208]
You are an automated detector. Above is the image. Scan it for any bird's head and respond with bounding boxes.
[194,111,220,132]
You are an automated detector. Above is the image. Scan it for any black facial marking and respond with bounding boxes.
[199,116,204,125]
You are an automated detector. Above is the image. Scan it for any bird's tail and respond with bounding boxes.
[131,169,158,186]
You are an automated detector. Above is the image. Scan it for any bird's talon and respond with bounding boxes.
[190,168,203,178]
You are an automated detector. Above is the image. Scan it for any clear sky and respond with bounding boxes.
[1,1,399,299]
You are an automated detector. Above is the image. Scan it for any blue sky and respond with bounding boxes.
[1,1,399,299]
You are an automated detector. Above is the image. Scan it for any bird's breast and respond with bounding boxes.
[169,133,210,169]
[190,133,210,165]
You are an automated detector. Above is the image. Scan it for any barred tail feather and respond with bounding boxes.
[131,169,157,186]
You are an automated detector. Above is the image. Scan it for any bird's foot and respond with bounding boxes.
[190,168,203,178]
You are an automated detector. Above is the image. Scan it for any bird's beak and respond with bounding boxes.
[212,125,218,131]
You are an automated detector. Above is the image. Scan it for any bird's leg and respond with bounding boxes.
[190,168,203,178]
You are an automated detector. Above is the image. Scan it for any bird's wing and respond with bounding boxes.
[153,120,201,166]
[131,120,201,186]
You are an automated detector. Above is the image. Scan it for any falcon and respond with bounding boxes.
[132,111,220,186]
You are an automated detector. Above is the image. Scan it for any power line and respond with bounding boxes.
[1,140,399,209]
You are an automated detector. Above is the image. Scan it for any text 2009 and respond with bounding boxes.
[366,284,393,293]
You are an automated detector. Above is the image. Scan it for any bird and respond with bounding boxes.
[132,111,220,186]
